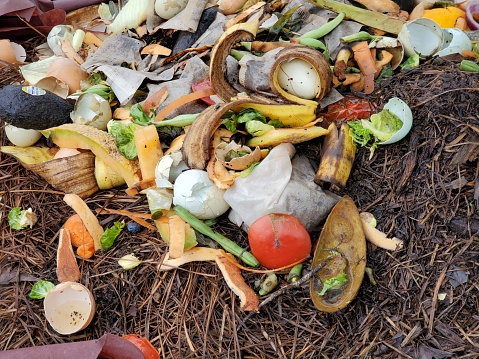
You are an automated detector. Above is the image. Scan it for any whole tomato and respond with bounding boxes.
[123,334,159,359]
[248,213,311,269]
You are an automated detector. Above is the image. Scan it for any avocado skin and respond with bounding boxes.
[0,85,73,130]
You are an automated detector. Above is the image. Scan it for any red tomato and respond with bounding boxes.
[248,213,311,269]
[123,334,159,359]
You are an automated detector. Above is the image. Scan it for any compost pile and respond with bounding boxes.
[2,22,479,359]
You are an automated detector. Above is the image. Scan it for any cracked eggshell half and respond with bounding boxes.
[435,28,472,57]
[71,93,112,130]
[44,281,95,335]
[173,169,230,220]
[276,58,321,100]
[4,124,42,147]
[379,97,413,145]
[397,18,444,58]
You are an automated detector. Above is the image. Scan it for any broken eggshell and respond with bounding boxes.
[47,25,75,56]
[276,58,322,100]
[44,281,96,335]
[4,125,42,147]
[397,18,444,58]
[173,169,230,220]
[0,40,26,64]
[214,141,262,171]
[379,97,413,145]
[435,28,472,57]
[71,93,112,130]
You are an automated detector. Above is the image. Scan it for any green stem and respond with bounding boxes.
[341,31,377,43]
[230,49,247,61]
[287,264,303,283]
[299,12,345,40]
[173,206,259,267]
[153,113,199,127]
[298,37,326,50]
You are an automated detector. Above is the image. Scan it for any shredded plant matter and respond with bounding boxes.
[2,17,479,359]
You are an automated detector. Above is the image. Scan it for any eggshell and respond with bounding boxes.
[46,58,88,95]
[277,59,321,100]
[0,40,26,64]
[70,93,112,130]
[44,281,95,335]
[435,28,472,57]
[47,25,75,56]
[173,169,230,220]
[379,97,413,145]
[155,0,188,20]
[4,124,42,147]
[397,18,444,58]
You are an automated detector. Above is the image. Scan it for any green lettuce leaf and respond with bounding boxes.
[8,207,37,230]
[319,272,348,296]
[361,109,403,142]
[100,221,125,250]
[29,280,54,299]
[107,120,141,160]
[245,120,274,137]
[130,104,155,125]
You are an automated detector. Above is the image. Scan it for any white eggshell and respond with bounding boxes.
[71,93,112,130]
[47,25,75,56]
[435,28,472,57]
[277,59,321,100]
[155,0,188,20]
[397,18,444,58]
[4,124,42,147]
[379,97,413,145]
[173,169,230,220]
[44,282,95,335]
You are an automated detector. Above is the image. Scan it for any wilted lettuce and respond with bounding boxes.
[100,221,125,250]
[245,120,274,137]
[8,207,37,230]
[29,280,54,299]
[319,272,348,296]
[107,120,141,160]
[361,109,403,142]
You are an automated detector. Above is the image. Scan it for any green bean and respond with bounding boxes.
[299,12,345,40]
[173,206,259,267]
[341,31,377,43]
[153,113,199,127]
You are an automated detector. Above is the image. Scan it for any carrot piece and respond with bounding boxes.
[77,241,95,259]
[64,214,94,248]
[351,41,377,94]
[153,89,216,122]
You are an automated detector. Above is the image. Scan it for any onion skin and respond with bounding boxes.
[466,0,479,30]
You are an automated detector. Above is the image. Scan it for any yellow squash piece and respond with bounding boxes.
[310,196,366,313]
[422,7,466,28]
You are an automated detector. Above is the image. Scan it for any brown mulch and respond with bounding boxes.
[1,44,479,358]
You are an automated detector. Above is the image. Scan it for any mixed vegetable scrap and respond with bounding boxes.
[2,0,475,333]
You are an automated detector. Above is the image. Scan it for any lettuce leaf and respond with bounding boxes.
[107,120,141,160]
[100,221,125,250]
[8,207,37,230]
[29,280,54,299]
[361,109,403,142]
[318,272,348,296]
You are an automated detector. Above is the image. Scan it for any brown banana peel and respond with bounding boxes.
[314,123,356,189]
[310,196,366,313]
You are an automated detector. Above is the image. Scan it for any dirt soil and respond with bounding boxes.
[1,44,479,358]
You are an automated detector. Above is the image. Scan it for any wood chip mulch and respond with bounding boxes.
[1,50,479,358]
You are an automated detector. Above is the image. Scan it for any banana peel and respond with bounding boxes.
[310,196,366,313]
[246,125,329,148]
[314,123,356,189]
[181,97,320,169]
